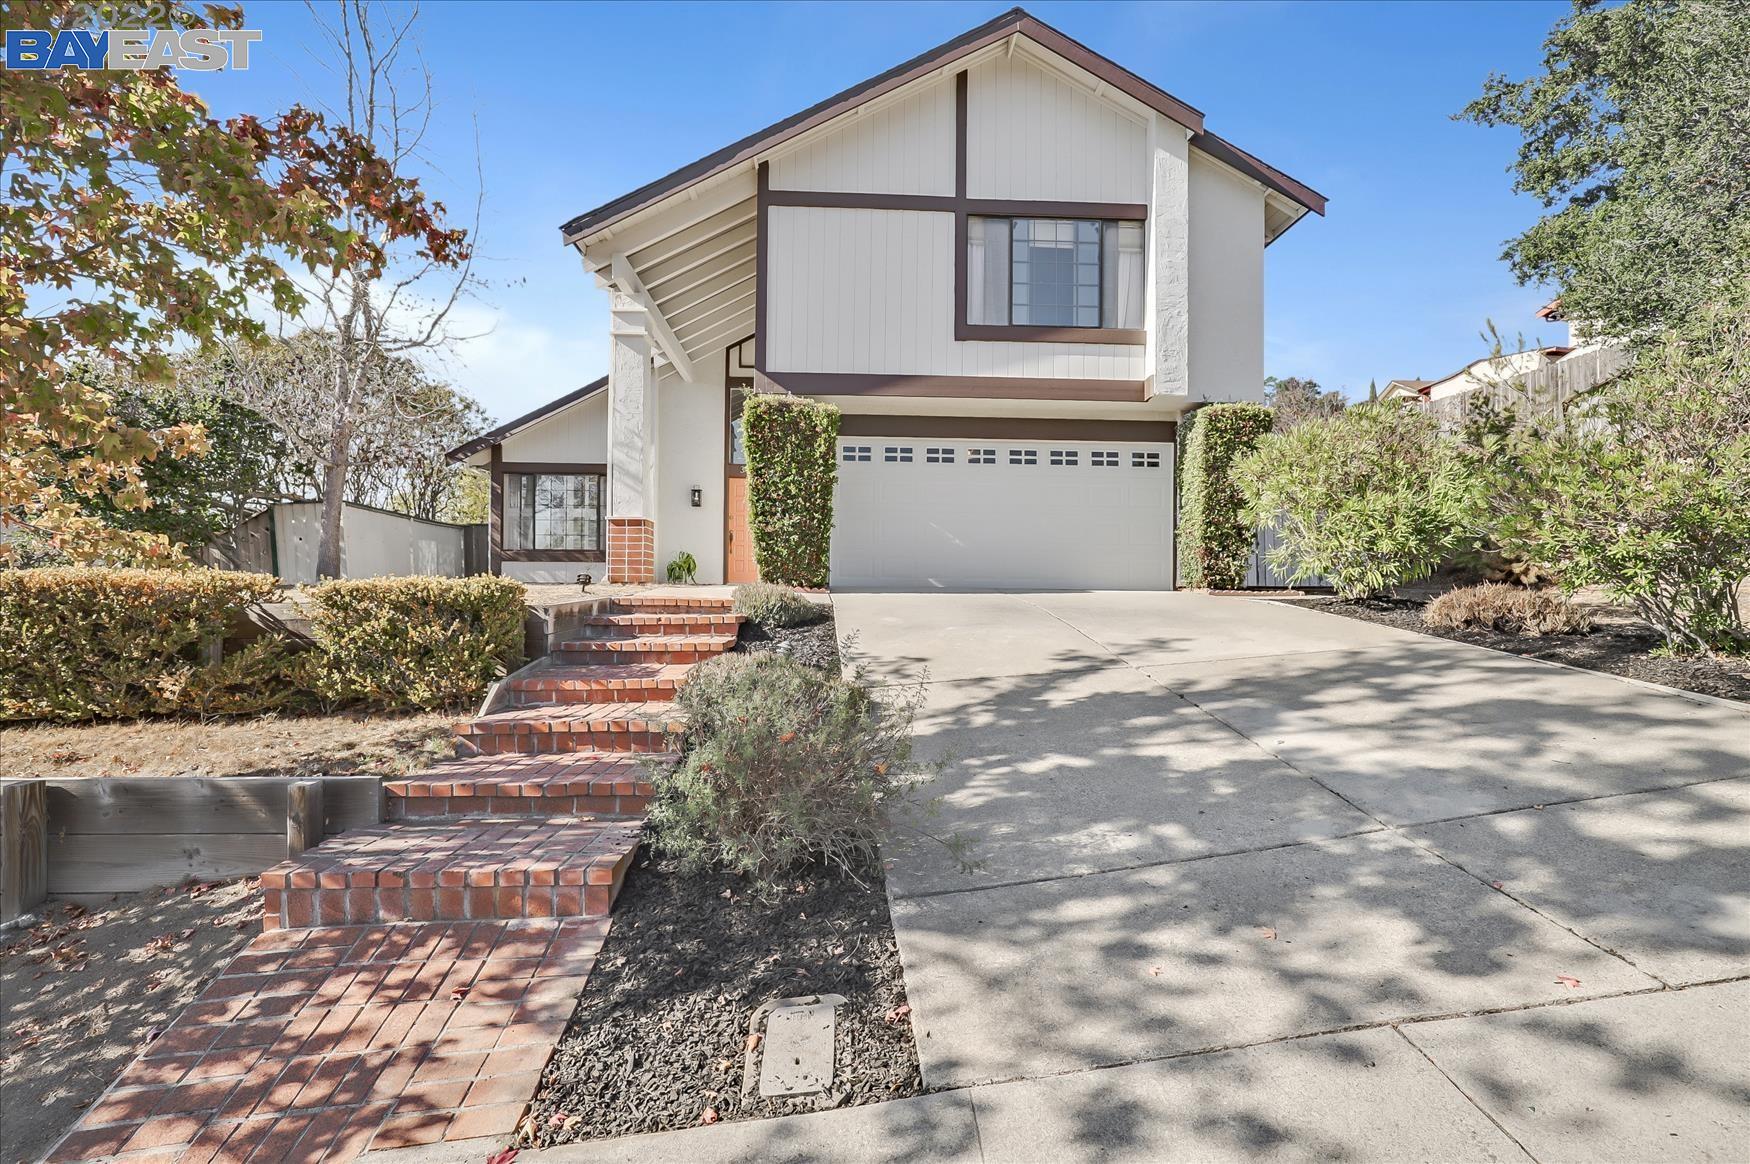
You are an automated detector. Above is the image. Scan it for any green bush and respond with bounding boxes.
[1235,402,1479,600]
[651,652,938,885]
[0,566,282,722]
[1482,306,1750,654]
[744,393,840,587]
[1177,403,1274,588]
[1424,583,1593,637]
[303,575,525,710]
[732,581,822,628]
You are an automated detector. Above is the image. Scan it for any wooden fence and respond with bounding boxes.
[1427,345,1629,432]
[1,775,382,919]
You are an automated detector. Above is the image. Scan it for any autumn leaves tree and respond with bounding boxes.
[1,0,468,565]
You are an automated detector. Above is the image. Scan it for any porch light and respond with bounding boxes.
[690,487,703,508]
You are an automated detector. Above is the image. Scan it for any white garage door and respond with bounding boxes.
[830,437,1174,589]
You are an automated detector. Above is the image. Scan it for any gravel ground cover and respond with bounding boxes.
[521,853,920,1146]
[1292,596,1750,703]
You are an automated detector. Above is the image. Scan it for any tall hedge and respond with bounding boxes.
[303,575,525,710]
[0,567,283,722]
[744,393,840,587]
[1177,402,1274,589]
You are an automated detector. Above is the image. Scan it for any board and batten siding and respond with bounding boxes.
[965,54,1149,204]
[764,205,1145,380]
[769,76,955,196]
[500,392,610,463]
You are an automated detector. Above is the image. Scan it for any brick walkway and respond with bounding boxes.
[46,919,607,1162]
[46,596,739,1164]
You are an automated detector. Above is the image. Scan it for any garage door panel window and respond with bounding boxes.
[1132,451,1162,468]
[842,445,872,462]
[926,447,956,463]
[969,448,996,464]
[1008,449,1038,466]
[967,216,1145,329]
[1049,449,1079,466]
[504,472,602,552]
[1092,450,1120,467]
[884,446,913,463]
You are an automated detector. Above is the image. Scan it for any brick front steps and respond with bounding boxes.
[386,753,661,819]
[505,662,692,705]
[260,818,643,930]
[51,593,744,1162]
[45,918,608,1163]
[454,703,684,756]
[554,632,737,666]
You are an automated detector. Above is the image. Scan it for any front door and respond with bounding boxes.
[725,475,758,583]
[724,376,759,583]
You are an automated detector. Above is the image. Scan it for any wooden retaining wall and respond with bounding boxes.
[0,775,382,918]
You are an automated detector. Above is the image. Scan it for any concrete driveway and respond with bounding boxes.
[832,590,1750,1161]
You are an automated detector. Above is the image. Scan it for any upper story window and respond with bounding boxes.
[967,217,1144,330]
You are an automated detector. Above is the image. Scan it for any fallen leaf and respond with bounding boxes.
[1490,881,1504,890]
[700,1107,719,1125]
[1555,975,1581,989]
[547,1112,570,1128]
[562,1115,582,1132]
[1258,926,1278,941]
[485,1150,518,1164]
[884,1003,912,1023]
[744,1032,762,1052]
[1148,966,1162,977]
[449,986,470,1001]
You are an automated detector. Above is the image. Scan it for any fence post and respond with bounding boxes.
[0,779,48,924]
[286,780,325,859]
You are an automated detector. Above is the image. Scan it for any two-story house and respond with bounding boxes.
[449,7,1325,589]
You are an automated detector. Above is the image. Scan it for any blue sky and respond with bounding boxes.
[192,0,1572,423]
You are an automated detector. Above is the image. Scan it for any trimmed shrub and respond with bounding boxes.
[1424,583,1594,637]
[1177,403,1274,588]
[651,652,938,884]
[303,575,525,711]
[0,566,281,722]
[744,394,840,587]
[732,581,822,629]
[1236,402,1480,600]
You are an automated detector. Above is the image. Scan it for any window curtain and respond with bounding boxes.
[966,216,1011,326]
[1102,221,1145,330]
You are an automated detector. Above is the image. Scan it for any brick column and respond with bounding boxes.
[607,517,655,583]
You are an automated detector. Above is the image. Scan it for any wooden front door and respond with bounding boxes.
[725,475,758,583]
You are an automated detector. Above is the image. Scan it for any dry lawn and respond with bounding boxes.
[0,711,455,779]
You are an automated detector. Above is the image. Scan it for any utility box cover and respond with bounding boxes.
[757,1000,837,1097]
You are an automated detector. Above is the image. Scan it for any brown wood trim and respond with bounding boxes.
[953,71,970,344]
[754,162,769,372]
[838,415,1176,442]
[488,444,503,575]
[763,189,958,213]
[955,70,968,201]
[964,199,1147,221]
[498,462,607,476]
[763,371,1147,403]
[959,323,1145,344]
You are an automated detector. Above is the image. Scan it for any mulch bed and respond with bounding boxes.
[522,853,921,1146]
[0,880,261,1164]
[1292,597,1750,703]
[734,612,841,673]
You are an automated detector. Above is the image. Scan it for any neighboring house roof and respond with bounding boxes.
[559,6,1327,245]
[446,375,608,462]
[1535,298,1564,321]
[1382,378,1435,398]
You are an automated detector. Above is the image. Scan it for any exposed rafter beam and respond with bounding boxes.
[579,173,755,264]
[657,267,757,321]
[669,284,758,337]
[611,254,698,384]
[642,224,757,291]
[678,309,760,356]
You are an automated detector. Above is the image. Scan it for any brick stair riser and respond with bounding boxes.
[608,598,733,615]
[506,680,682,705]
[456,728,676,756]
[575,615,739,638]
[554,645,729,666]
[262,849,635,930]
[388,790,652,819]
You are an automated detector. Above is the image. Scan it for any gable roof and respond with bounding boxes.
[560,7,1325,244]
[445,375,608,462]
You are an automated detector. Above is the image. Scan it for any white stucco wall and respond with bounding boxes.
[1187,153,1265,404]
[654,352,728,583]
[269,503,466,584]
